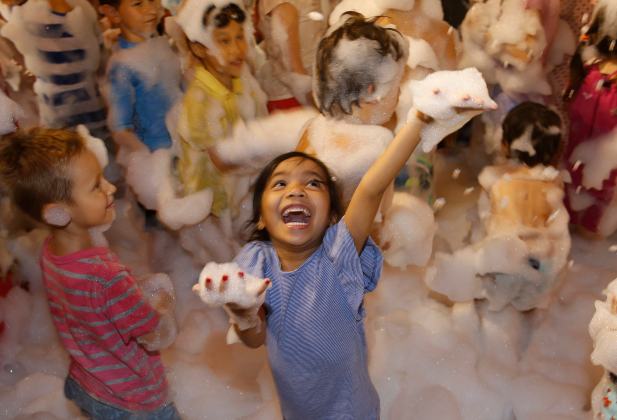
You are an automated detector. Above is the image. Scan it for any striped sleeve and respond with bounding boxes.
[233,242,267,278]
[323,218,383,316]
[101,267,160,343]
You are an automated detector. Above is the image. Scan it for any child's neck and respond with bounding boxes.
[274,241,320,272]
[48,0,72,14]
[201,58,233,90]
[49,225,93,256]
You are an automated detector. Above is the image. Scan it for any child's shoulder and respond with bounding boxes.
[42,242,129,283]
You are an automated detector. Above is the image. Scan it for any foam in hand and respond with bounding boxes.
[408,67,497,152]
[193,262,271,310]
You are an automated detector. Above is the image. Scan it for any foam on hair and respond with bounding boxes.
[314,12,408,117]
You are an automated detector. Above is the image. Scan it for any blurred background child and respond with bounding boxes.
[100,0,182,157]
[0,0,109,142]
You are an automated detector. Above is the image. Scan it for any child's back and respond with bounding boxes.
[1,0,107,138]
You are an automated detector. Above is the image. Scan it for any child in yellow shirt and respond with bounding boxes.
[174,0,266,260]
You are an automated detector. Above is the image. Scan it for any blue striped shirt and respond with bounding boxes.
[1,0,108,138]
[235,219,382,419]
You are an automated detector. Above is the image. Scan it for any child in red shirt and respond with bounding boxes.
[0,128,179,419]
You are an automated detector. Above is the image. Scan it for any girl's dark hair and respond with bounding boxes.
[203,3,246,28]
[564,3,617,100]
[502,101,562,167]
[247,151,343,241]
[315,12,405,116]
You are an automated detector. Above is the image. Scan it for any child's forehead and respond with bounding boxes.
[271,157,328,178]
[67,149,101,181]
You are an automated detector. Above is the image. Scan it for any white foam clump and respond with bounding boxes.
[77,124,108,168]
[408,68,497,152]
[193,262,271,343]
[329,0,415,25]
[379,192,436,269]
[570,127,617,191]
[124,149,213,230]
[510,125,536,157]
[306,115,393,203]
[214,108,318,170]
[194,262,270,309]
[406,36,440,71]
[426,165,570,311]
[589,277,617,416]
[105,36,182,109]
[0,90,22,135]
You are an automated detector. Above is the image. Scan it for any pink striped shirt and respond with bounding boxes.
[40,238,169,411]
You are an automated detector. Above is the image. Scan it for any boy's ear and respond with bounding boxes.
[42,203,71,227]
[99,4,121,25]
[256,217,265,230]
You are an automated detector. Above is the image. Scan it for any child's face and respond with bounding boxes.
[204,20,247,78]
[116,0,162,42]
[66,149,116,229]
[260,158,332,252]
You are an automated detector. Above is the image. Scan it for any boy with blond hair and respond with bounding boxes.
[0,128,180,419]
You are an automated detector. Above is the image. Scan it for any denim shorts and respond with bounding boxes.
[64,376,181,420]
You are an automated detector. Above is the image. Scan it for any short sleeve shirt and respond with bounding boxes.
[234,218,382,419]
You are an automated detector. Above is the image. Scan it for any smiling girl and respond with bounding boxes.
[229,109,429,418]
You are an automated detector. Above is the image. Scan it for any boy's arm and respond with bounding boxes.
[101,267,176,351]
[345,112,425,253]
[106,64,147,153]
[113,129,148,154]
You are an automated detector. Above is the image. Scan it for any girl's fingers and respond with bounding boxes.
[255,279,271,296]
[219,275,229,293]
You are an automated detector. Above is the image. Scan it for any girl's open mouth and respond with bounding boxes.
[281,205,311,228]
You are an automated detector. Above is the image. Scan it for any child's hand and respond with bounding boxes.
[193,262,271,343]
[406,68,497,152]
[139,273,176,315]
[137,312,178,352]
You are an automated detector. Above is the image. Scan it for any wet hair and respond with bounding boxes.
[502,101,562,167]
[565,1,617,99]
[314,12,406,117]
[99,0,121,8]
[0,128,84,222]
[203,3,246,28]
[247,151,343,242]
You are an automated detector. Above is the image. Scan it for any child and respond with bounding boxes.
[173,0,266,261]
[256,0,328,111]
[100,0,182,155]
[0,0,109,141]
[228,112,427,417]
[427,102,570,311]
[0,128,179,419]
[563,0,617,237]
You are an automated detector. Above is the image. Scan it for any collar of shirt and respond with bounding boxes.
[194,65,243,100]
[118,37,137,50]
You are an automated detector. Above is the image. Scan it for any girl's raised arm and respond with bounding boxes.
[345,112,426,253]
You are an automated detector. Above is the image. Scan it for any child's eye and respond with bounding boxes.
[307,179,323,188]
[272,180,286,189]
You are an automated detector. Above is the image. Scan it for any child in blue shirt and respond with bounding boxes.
[100,0,181,153]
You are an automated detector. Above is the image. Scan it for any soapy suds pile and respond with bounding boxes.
[0,148,613,420]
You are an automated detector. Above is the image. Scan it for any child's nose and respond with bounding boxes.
[286,186,305,198]
[103,178,117,195]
